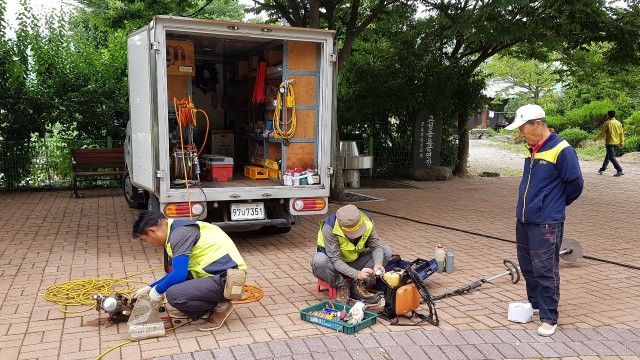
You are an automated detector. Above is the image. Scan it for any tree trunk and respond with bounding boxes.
[454,111,469,176]
[330,132,347,202]
[309,0,320,28]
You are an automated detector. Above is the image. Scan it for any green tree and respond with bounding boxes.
[484,55,559,104]
[416,0,631,175]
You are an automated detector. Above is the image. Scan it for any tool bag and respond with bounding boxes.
[224,268,247,301]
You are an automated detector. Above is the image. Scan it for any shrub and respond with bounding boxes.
[546,115,569,132]
[564,101,616,133]
[558,128,591,148]
[619,135,640,155]
[623,111,640,137]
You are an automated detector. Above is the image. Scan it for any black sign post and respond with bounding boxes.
[412,110,442,170]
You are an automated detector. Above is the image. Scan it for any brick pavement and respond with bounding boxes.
[0,171,639,360]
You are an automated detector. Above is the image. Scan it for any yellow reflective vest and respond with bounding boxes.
[317,212,374,262]
[166,219,247,279]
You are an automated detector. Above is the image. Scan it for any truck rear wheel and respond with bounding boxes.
[123,172,148,209]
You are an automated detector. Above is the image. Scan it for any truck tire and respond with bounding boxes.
[123,172,148,209]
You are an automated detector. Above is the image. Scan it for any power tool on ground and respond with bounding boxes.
[92,293,137,324]
[377,257,439,326]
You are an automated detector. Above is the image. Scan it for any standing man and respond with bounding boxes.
[505,104,584,336]
[132,210,247,331]
[311,204,393,304]
[595,110,625,176]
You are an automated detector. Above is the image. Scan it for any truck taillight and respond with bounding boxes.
[292,198,326,212]
[164,203,204,217]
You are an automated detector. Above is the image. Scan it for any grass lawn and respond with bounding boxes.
[486,130,606,161]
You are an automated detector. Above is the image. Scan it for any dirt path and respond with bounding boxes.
[468,138,640,176]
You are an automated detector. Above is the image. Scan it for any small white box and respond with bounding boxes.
[508,302,533,323]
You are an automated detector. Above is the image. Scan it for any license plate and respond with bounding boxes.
[230,202,265,221]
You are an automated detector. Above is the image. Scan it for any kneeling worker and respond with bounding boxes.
[311,204,393,303]
[132,210,247,331]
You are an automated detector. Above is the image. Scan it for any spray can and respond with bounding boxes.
[311,169,320,184]
[284,169,294,186]
[445,248,454,274]
[435,244,446,273]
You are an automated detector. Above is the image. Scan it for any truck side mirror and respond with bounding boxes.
[113,110,128,127]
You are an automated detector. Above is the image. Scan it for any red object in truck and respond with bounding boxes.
[209,164,233,182]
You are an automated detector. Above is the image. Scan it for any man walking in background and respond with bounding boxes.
[595,110,625,176]
[505,104,584,337]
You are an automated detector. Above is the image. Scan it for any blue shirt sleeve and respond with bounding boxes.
[152,254,189,293]
[558,147,584,206]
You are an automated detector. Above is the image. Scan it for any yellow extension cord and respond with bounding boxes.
[43,268,264,360]
[273,81,296,140]
[173,96,211,220]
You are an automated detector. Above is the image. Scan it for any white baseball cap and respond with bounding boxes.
[505,104,546,130]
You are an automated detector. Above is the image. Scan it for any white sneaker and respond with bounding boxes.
[538,322,557,337]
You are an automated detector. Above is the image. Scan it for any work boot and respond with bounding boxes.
[199,302,234,331]
[614,171,625,177]
[349,279,381,304]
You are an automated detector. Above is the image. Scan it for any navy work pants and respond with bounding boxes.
[516,221,563,325]
[600,144,623,173]
[165,274,227,320]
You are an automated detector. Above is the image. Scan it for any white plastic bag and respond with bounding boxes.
[127,295,166,341]
[507,302,533,323]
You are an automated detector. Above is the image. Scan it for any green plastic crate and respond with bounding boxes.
[300,301,378,334]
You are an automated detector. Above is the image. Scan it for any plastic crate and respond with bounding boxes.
[412,258,439,281]
[267,168,281,181]
[244,166,268,180]
[264,159,279,170]
[300,301,378,334]
[385,258,438,281]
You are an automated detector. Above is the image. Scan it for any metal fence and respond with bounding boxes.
[0,138,124,190]
[351,139,413,178]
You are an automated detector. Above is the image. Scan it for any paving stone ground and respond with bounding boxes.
[1,144,639,360]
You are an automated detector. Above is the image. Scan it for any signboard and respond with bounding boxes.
[412,110,442,169]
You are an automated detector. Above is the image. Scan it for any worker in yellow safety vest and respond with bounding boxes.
[132,210,247,331]
[311,204,393,304]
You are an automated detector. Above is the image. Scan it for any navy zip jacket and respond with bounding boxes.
[517,132,584,224]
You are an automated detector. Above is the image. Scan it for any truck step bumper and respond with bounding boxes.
[212,218,290,229]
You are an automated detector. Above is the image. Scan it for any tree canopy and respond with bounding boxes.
[1,0,638,185]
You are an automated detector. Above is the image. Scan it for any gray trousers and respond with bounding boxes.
[310,245,393,288]
[165,274,227,320]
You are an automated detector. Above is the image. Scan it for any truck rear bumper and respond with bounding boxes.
[211,218,290,229]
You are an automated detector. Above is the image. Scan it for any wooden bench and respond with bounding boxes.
[71,148,126,198]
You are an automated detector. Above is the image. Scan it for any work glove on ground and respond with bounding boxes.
[149,287,165,308]
[133,285,152,299]
[345,301,365,324]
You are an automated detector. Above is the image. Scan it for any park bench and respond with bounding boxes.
[71,148,126,198]
[469,128,489,139]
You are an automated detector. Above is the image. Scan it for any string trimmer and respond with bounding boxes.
[432,238,583,301]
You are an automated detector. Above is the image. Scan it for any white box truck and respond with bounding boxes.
[123,16,336,232]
